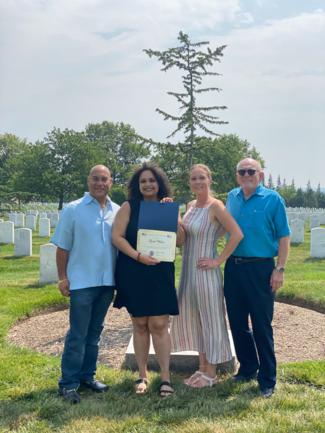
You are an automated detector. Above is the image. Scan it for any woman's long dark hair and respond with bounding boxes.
[127,162,172,201]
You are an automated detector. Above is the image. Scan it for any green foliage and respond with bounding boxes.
[153,134,264,201]
[110,184,127,205]
[85,121,151,184]
[10,128,98,209]
[276,183,325,209]
[145,31,228,167]
[0,133,29,204]
[1,122,151,209]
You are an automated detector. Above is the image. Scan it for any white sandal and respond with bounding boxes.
[188,373,218,388]
[184,371,203,386]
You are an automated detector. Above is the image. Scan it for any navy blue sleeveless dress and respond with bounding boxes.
[114,199,179,317]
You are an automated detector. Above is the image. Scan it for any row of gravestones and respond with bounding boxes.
[0,219,52,242]
[1,208,325,284]
[0,222,58,283]
[0,212,60,283]
[8,212,59,229]
[3,229,325,284]
[287,208,325,250]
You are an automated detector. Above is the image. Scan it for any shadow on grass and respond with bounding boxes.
[0,378,258,430]
[23,282,55,289]
[3,256,27,260]
[277,295,325,314]
[303,257,325,263]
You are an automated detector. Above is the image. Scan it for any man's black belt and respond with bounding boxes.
[231,256,273,264]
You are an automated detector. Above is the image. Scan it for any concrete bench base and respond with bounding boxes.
[122,330,237,374]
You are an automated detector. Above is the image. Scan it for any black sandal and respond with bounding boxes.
[159,381,174,397]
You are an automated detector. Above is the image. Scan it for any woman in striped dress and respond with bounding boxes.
[170,164,243,387]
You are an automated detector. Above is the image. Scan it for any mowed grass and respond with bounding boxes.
[0,229,324,433]
[277,229,325,313]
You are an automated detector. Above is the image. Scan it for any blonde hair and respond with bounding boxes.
[189,164,212,180]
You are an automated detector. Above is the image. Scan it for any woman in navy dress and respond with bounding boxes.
[112,163,179,396]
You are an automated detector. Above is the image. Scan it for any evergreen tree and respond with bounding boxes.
[304,180,317,208]
[267,174,274,189]
[276,175,282,190]
[153,134,263,201]
[293,187,305,207]
[144,31,227,168]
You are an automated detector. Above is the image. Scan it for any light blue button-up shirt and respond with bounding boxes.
[226,185,291,258]
[51,192,120,290]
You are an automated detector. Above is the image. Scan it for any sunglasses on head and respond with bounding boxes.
[237,169,257,176]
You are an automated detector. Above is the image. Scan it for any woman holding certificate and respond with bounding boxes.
[112,163,179,397]
[170,164,243,388]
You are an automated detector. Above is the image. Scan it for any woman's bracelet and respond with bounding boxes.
[136,252,141,262]
[58,279,68,284]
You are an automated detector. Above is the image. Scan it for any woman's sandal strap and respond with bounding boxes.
[159,381,174,395]
[135,378,148,384]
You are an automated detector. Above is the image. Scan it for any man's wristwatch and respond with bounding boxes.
[274,266,285,273]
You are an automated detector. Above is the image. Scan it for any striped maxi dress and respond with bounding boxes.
[170,204,232,364]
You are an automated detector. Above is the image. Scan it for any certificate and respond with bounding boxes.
[137,229,176,262]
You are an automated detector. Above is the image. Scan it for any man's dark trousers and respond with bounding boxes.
[224,257,276,390]
[59,286,114,390]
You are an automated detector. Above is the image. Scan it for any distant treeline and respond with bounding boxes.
[266,175,325,209]
[1,123,323,209]
[0,122,261,209]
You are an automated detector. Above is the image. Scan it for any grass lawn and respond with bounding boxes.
[0,229,324,433]
[277,229,325,313]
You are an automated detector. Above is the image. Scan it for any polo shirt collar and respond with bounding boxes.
[236,183,265,199]
[83,192,112,208]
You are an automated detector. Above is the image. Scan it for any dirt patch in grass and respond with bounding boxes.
[7,302,325,369]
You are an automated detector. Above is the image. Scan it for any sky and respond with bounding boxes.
[1,0,324,188]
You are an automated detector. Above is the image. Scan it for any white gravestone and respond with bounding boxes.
[319,214,325,225]
[26,215,36,231]
[15,213,25,228]
[40,243,58,284]
[39,218,51,237]
[14,228,32,256]
[49,212,59,228]
[310,215,320,230]
[290,219,305,244]
[40,212,47,219]
[9,213,17,225]
[0,221,15,244]
[310,228,325,258]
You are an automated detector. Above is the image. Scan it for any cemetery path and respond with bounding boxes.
[7,302,325,369]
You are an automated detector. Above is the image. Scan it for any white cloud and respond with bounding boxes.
[0,1,324,187]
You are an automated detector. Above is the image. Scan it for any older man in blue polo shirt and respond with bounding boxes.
[52,164,119,404]
[224,158,290,399]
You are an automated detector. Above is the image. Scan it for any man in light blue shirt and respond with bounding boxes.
[224,158,290,399]
[52,165,119,404]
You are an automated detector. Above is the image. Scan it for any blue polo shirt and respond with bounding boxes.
[51,192,120,290]
[226,185,290,258]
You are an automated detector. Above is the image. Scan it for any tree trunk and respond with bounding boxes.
[58,192,64,210]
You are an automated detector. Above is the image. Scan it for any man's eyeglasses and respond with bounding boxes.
[91,176,110,182]
[237,169,258,176]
